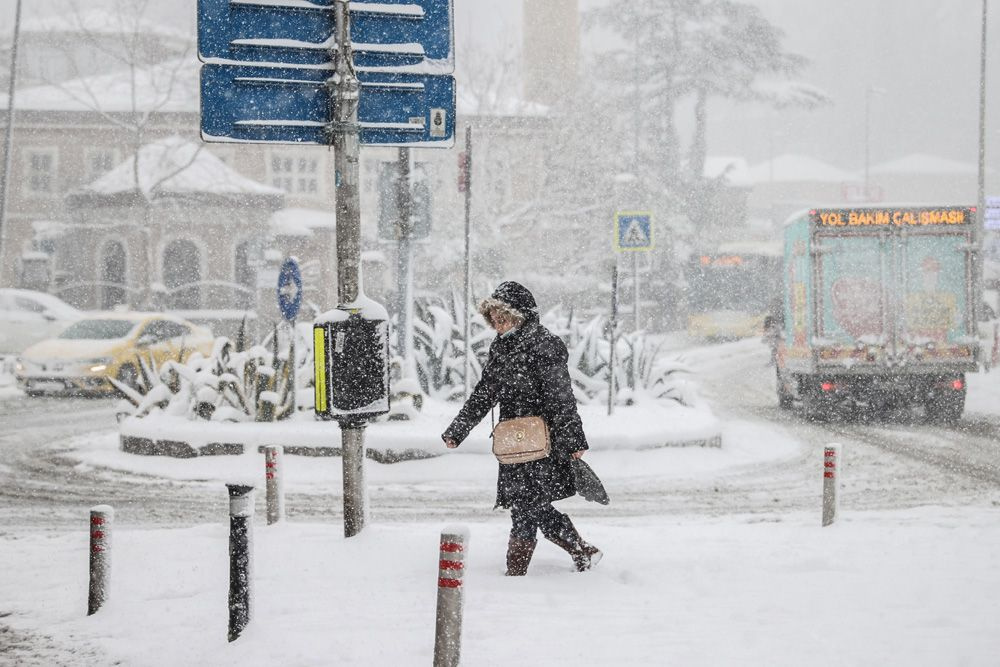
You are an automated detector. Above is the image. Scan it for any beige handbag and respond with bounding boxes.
[492,416,551,464]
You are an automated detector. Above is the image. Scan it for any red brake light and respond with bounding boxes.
[952,379,964,390]
[821,382,836,392]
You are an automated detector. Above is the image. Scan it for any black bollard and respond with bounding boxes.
[227,484,255,642]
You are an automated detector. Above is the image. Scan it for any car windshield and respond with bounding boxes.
[58,319,137,340]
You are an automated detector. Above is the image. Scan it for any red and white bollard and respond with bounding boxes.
[433,527,468,667]
[822,443,842,527]
[264,445,284,525]
[88,505,113,615]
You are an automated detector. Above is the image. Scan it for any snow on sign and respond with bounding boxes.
[615,212,654,252]
[200,65,455,146]
[197,0,455,70]
[197,0,456,147]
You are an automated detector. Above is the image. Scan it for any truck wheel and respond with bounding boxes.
[925,393,964,425]
[777,369,793,410]
[801,387,829,423]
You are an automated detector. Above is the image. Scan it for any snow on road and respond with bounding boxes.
[2,337,999,664]
[2,509,999,666]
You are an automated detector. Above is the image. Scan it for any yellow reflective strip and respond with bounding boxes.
[313,327,327,413]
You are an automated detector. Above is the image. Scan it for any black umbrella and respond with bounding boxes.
[572,458,609,505]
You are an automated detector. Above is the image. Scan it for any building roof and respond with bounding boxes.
[15,8,190,43]
[270,208,337,237]
[868,153,986,175]
[1,57,199,113]
[748,153,855,184]
[81,136,283,199]
[704,156,751,188]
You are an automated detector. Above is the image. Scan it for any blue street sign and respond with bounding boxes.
[277,257,303,321]
[198,0,453,71]
[615,212,654,252]
[200,63,455,146]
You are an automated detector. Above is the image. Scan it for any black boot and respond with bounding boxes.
[506,538,537,576]
[544,517,602,572]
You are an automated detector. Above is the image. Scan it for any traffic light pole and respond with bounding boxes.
[331,0,366,537]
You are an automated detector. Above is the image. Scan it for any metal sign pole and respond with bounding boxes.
[462,126,473,399]
[396,146,415,377]
[331,0,366,538]
[608,261,618,416]
[975,0,988,330]
[0,0,24,285]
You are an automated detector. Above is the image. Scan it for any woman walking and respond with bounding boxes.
[442,281,601,576]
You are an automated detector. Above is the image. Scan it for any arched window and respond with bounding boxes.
[234,241,255,310]
[101,240,127,310]
[163,239,201,310]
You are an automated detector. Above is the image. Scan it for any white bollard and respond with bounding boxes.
[822,443,842,526]
[88,505,114,615]
[433,527,468,667]
[264,445,285,524]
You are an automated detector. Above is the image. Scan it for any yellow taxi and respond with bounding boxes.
[15,312,214,396]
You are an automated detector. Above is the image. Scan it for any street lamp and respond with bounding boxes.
[864,85,887,200]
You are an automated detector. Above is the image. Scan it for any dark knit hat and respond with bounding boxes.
[490,281,537,313]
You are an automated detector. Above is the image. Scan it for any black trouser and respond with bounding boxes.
[510,502,569,541]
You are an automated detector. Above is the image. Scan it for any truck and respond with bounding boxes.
[775,205,982,422]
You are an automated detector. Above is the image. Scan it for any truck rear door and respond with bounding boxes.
[815,230,890,358]
[895,219,975,365]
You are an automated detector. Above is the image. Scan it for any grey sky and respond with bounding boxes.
[2,0,997,173]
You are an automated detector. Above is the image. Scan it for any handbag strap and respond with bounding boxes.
[490,407,495,438]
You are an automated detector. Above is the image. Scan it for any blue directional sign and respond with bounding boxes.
[615,212,654,252]
[277,257,303,321]
[200,63,455,146]
[198,0,453,70]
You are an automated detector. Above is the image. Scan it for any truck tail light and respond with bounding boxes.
[821,382,836,392]
[951,379,963,390]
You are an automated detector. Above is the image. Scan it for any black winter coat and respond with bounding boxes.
[443,317,588,509]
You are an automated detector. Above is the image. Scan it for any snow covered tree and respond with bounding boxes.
[585,0,827,230]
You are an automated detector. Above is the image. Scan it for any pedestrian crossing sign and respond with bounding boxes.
[614,212,653,252]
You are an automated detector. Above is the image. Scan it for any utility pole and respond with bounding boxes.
[975,0,988,328]
[0,0,24,287]
[395,146,414,378]
[462,125,473,399]
[331,0,366,538]
[608,261,618,416]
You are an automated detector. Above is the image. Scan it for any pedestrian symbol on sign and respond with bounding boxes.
[614,212,653,252]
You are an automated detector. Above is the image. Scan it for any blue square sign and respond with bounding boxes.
[615,212,653,252]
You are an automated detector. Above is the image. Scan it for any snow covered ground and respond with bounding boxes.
[3,508,999,666]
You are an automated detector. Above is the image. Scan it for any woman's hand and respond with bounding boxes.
[443,437,459,449]
[571,450,585,459]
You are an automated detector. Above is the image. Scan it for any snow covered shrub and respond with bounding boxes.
[403,292,492,402]
[542,309,696,407]
[117,321,310,422]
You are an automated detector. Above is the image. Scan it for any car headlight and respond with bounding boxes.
[82,357,113,372]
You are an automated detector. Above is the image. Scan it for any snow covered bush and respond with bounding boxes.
[116,321,311,422]
[542,309,698,407]
[400,292,493,402]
